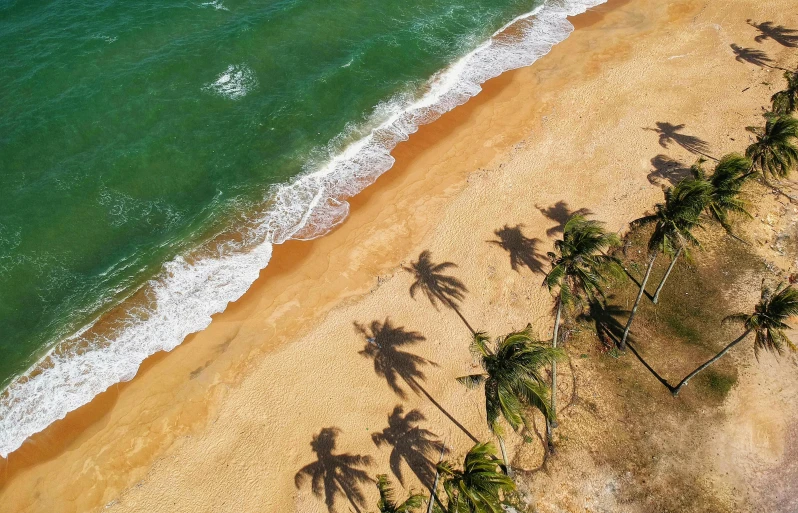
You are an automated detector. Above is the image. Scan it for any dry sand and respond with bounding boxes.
[2,0,798,511]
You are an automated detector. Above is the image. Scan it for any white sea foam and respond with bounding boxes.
[203,64,256,100]
[0,0,606,458]
[200,0,229,11]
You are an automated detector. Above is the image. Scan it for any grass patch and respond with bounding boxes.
[699,368,738,400]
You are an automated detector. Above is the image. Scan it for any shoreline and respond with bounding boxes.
[0,0,608,461]
[3,0,797,511]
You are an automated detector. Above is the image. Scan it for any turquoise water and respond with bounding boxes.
[0,0,603,456]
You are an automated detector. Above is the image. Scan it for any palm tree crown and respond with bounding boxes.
[689,153,753,232]
[544,214,621,306]
[726,282,798,357]
[771,70,798,115]
[633,178,709,257]
[436,443,515,513]
[457,328,562,434]
[745,115,798,183]
[374,474,424,513]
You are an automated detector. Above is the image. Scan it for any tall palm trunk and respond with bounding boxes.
[427,445,446,513]
[652,247,682,304]
[497,437,513,477]
[620,252,657,350]
[546,296,563,451]
[671,329,752,396]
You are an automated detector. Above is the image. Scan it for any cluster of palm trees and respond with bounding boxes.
[366,63,798,513]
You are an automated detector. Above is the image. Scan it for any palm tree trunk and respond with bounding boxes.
[550,297,562,425]
[497,437,514,478]
[546,296,563,452]
[671,329,752,396]
[427,446,446,513]
[652,247,682,305]
[620,252,656,350]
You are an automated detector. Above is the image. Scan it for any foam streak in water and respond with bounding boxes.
[0,0,606,458]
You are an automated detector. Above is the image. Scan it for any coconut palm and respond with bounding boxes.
[620,179,709,347]
[374,474,424,513]
[745,115,798,184]
[435,442,515,513]
[671,282,798,395]
[689,153,753,233]
[772,70,798,115]
[543,214,621,437]
[456,328,562,471]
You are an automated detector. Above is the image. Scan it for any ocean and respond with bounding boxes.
[0,0,604,457]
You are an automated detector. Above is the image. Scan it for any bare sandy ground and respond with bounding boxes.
[2,0,798,511]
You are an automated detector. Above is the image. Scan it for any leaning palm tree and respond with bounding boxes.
[457,328,562,471]
[620,179,709,347]
[772,70,798,115]
[374,474,424,513]
[671,282,798,395]
[435,442,515,513]
[543,214,620,437]
[689,153,753,234]
[745,115,798,184]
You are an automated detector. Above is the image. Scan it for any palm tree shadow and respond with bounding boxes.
[356,318,479,444]
[488,224,546,274]
[648,154,691,188]
[404,250,475,334]
[578,299,673,391]
[295,427,374,513]
[372,405,445,489]
[356,318,431,399]
[577,299,628,350]
[730,44,775,68]
[536,201,592,237]
[644,122,714,160]
[748,20,798,48]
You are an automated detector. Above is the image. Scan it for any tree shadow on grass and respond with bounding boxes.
[648,154,691,188]
[295,427,374,513]
[748,20,798,48]
[578,299,673,391]
[404,250,475,334]
[730,44,776,68]
[371,405,444,489]
[356,318,479,444]
[536,201,592,237]
[644,122,715,160]
[488,224,546,274]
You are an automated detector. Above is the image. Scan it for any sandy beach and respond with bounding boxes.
[3,0,798,511]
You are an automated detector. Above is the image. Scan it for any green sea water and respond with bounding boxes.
[0,0,540,383]
[1,0,606,457]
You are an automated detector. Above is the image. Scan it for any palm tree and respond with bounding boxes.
[671,282,798,395]
[689,153,753,234]
[543,214,620,437]
[374,474,424,513]
[620,179,708,347]
[772,70,798,115]
[745,115,798,184]
[456,328,562,471]
[435,442,515,513]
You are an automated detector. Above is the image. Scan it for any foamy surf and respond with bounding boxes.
[0,0,606,458]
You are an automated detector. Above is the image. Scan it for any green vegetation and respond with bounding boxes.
[456,328,562,472]
[433,442,515,513]
[374,474,424,513]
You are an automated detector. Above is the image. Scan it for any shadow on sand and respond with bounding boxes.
[644,122,715,160]
[356,318,479,443]
[371,405,445,489]
[748,20,798,48]
[536,201,592,237]
[404,250,476,334]
[489,224,546,274]
[295,427,374,513]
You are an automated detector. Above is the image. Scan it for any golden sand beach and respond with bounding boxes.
[2,0,798,511]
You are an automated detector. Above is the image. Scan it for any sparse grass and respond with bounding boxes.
[700,368,738,400]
